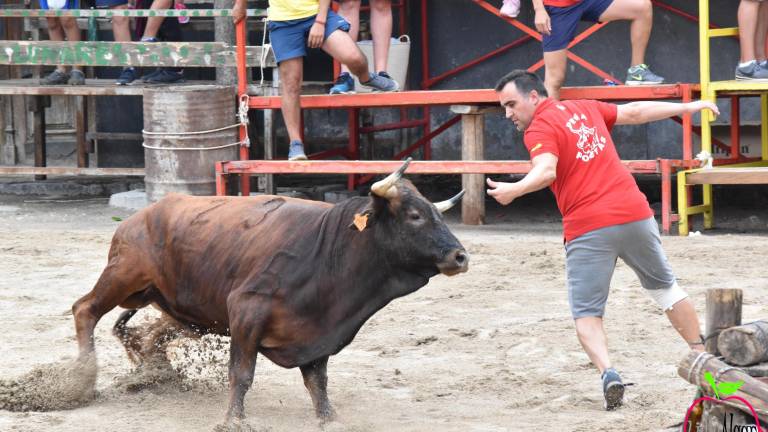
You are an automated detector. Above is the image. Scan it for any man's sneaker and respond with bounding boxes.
[116,67,136,86]
[602,368,625,411]
[625,64,664,85]
[68,69,85,86]
[500,0,520,17]
[40,69,69,85]
[329,72,355,94]
[735,60,768,81]
[288,140,308,161]
[144,68,185,84]
[361,71,399,92]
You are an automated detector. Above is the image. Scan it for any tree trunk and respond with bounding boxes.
[718,320,768,366]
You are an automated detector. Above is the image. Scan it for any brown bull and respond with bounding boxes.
[71,159,469,429]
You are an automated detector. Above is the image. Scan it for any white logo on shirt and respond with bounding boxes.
[566,113,606,162]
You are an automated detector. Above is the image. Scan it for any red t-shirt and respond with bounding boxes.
[543,0,581,7]
[523,98,653,242]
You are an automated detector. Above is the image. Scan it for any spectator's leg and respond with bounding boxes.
[111,5,131,43]
[279,58,304,144]
[143,0,173,39]
[45,18,66,73]
[337,0,361,76]
[739,0,760,63]
[598,0,652,67]
[323,29,371,83]
[60,16,83,74]
[370,0,392,73]
[543,49,567,100]
[753,1,768,61]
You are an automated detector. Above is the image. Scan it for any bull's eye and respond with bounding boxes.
[408,212,422,222]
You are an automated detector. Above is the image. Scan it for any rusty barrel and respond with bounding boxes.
[143,85,238,201]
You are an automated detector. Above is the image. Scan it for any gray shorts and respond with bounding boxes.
[565,216,676,319]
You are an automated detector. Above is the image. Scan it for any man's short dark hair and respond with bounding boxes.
[494,70,548,97]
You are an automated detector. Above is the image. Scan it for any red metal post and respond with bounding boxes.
[730,96,740,160]
[235,19,250,196]
[660,159,671,234]
[682,83,693,160]
[215,161,227,196]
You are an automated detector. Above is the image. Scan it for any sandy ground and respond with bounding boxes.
[1,193,767,432]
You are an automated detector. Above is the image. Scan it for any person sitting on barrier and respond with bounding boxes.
[232,0,398,161]
[531,0,664,99]
[736,0,768,80]
[93,0,136,85]
[488,70,718,411]
[134,0,186,84]
[329,0,400,95]
[38,0,85,85]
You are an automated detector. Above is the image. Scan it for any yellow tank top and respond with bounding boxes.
[268,0,319,21]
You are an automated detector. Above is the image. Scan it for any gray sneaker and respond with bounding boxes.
[288,140,308,161]
[602,368,625,411]
[625,64,664,85]
[735,61,768,81]
[361,72,399,92]
[68,70,85,86]
[40,69,69,85]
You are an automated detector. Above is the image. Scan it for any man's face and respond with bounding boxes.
[498,83,540,131]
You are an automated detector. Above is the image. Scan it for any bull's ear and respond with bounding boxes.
[349,208,374,231]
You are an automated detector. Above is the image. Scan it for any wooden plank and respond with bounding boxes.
[687,168,768,185]
[719,321,768,366]
[219,160,663,175]
[0,41,275,68]
[0,79,230,96]
[450,105,503,115]
[0,8,266,18]
[461,114,485,225]
[705,289,743,355]
[0,166,145,176]
[247,85,687,109]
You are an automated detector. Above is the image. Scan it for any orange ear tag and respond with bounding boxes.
[353,213,369,231]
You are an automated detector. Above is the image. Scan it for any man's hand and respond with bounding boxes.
[307,21,325,48]
[534,8,551,35]
[486,178,524,206]
[686,100,720,117]
[232,1,247,24]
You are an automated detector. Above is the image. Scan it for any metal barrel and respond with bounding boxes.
[143,85,238,202]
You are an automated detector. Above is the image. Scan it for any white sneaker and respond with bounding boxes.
[500,0,520,18]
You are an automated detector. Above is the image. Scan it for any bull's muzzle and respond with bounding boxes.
[437,248,470,276]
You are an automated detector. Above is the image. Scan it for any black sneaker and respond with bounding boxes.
[735,61,768,81]
[116,67,136,86]
[40,69,69,85]
[68,69,85,86]
[144,69,185,84]
[602,368,625,411]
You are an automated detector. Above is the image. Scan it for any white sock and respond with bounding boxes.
[739,60,757,68]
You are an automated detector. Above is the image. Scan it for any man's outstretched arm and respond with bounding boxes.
[486,152,558,206]
[615,100,720,125]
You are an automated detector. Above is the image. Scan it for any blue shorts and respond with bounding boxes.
[39,0,80,9]
[95,0,129,8]
[542,0,614,52]
[267,10,350,63]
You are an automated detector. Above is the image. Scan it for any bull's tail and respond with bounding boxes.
[113,308,139,334]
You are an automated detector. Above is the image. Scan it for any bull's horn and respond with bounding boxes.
[371,157,412,198]
[434,190,465,213]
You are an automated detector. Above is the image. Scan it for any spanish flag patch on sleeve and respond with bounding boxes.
[530,143,543,153]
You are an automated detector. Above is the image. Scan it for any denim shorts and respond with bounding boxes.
[565,217,676,319]
[39,0,80,9]
[542,0,614,52]
[267,9,350,63]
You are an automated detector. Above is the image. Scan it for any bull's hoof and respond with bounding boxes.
[212,418,270,432]
[316,406,337,423]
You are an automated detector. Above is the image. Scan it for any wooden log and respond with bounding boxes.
[678,350,768,419]
[460,113,485,225]
[718,321,768,366]
[705,288,743,355]
[0,41,275,68]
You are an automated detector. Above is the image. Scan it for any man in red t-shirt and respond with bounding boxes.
[487,70,719,410]
[531,0,664,99]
